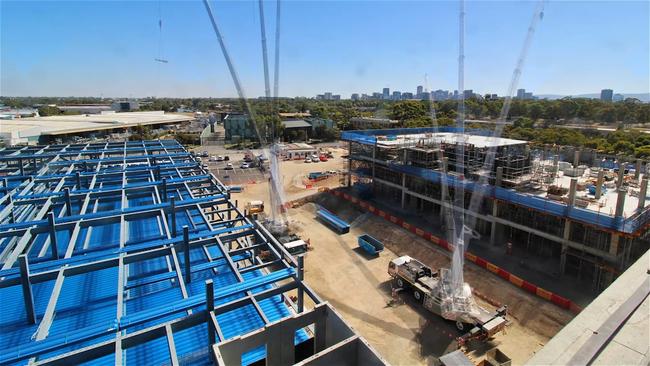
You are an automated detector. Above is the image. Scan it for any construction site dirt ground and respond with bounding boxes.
[231,147,347,211]
[284,194,575,366]
[224,150,576,364]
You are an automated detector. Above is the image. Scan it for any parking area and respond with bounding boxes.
[204,160,269,185]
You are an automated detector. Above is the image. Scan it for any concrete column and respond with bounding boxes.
[638,178,648,210]
[617,162,626,188]
[560,219,571,274]
[568,178,577,207]
[615,188,627,217]
[347,142,352,187]
[183,226,191,283]
[371,141,376,179]
[495,166,503,187]
[314,316,327,353]
[490,202,499,245]
[609,234,620,256]
[635,159,642,179]
[595,170,604,199]
[297,255,304,314]
[440,158,449,221]
[573,149,580,167]
[19,255,36,325]
[401,173,406,209]
[205,280,216,345]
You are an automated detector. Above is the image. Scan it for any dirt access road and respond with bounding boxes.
[285,194,575,366]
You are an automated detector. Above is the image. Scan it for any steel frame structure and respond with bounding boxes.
[0,140,321,365]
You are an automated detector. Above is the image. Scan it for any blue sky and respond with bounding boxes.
[1,0,648,98]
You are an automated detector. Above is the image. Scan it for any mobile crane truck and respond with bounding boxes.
[388,255,508,345]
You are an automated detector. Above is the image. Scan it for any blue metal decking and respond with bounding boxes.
[0,140,313,365]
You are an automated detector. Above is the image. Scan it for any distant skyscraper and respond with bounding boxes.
[351,93,360,101]
[392,91,401,100]
[463,90,474,99]
[382,88,390,100]
[613,93,624,102]
[517,88,526,100]
[332,95,341,100]
[420,92,431,101]
[372,92,382,99]
[402,92,414,99]
[416,85,424,98]
[324,92,332,100]
[524,92,533,99]
[433,90,449,101]
[600,89,613,102]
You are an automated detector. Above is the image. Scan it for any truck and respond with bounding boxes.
[308,172,328,181]
[388,255,508,344]
[245,200,265,215]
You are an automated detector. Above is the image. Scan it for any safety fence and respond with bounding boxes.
[327,188,583,314]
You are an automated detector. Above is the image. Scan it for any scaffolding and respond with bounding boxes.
[0,140,380,365]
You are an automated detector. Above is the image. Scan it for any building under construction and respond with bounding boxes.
[0,140,386,365]
[342,127,650,293]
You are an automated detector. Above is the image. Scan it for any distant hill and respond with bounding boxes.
[537,93,650,102]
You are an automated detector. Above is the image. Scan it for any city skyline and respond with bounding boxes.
[1,1,649,98]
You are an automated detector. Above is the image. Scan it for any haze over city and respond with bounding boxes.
[1,0,649,98]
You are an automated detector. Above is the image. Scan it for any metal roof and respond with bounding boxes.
[0,111,192,142]
[282,120,312,129]
[0,140,327,365]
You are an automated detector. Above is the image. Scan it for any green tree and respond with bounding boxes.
[390,100,428,123]
[38,106,62,116]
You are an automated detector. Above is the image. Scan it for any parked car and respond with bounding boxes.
[240,162,250,169]
[201,151,209,157]
[224,163,233,170]
[319,155,328,162]
[210,156,218,162]
[202,163,209,168]
[304,158,312,163]
[224,156,230,161]
[216,155,224,161]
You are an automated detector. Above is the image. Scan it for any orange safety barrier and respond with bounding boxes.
[328,189,582,314]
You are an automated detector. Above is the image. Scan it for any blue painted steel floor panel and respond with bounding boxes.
[0,141,313,365]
